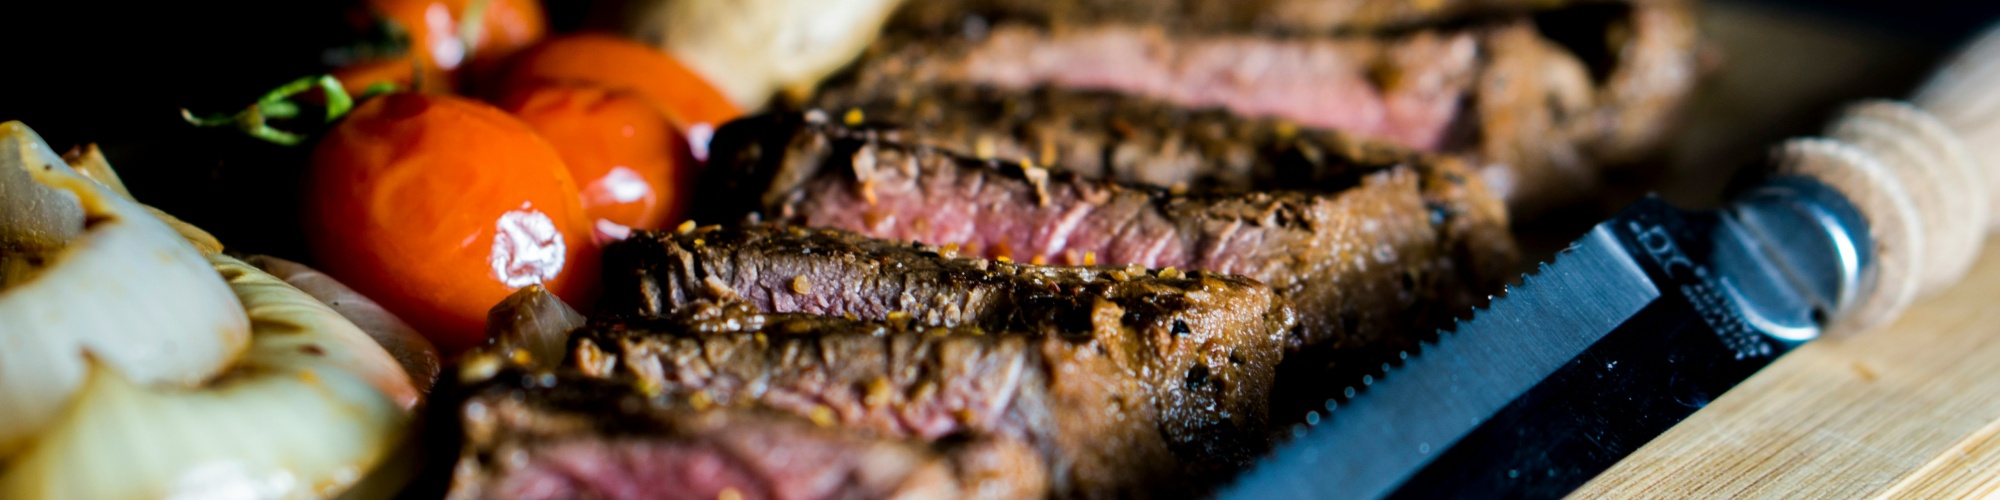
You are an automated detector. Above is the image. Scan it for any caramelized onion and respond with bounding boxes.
[0,122,250,457]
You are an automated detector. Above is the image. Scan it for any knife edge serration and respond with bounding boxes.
[1223,225,1662,499]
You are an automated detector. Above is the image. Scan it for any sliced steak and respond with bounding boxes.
[572,299,1274,496]
[696,112,1516,362]
[830,2,1699,215]
[889,0,1647,34]
[439,367,1045,499]
[594,223,1298,479]
[811,84,1427,193]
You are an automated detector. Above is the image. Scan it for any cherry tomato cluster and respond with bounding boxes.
[301,0,740,354]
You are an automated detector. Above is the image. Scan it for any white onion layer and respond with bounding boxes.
[0,254,415,499]
[0,122,250,457]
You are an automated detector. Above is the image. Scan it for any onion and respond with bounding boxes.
[0,122,250,457]
[0,254,415,498]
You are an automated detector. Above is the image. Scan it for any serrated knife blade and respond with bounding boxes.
[1223,178,1871,499]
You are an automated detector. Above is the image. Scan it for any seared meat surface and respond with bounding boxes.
[890,0,1652,34]
[592,223,1297,492]
[813,84,1429,192]
[439,368,1046,500]
[695,113,1516,358]
[828,1,1698,215]
[575,298,1277,495]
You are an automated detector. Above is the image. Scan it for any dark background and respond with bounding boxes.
[0,0,1993,259]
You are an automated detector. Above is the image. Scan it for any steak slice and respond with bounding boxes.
[438,366,1045,499]
[811,84,1426,193]
[695,113,1516,360]
[889,0,1650,34]
[571,299,1275,496]
[594,221,1298,483]
[829,2,1698,215]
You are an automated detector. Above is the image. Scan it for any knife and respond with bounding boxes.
[1224,22,2000,499]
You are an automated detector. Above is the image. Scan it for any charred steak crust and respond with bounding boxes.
[834,1,1698,215]
[438,367,1046,500]
[595,226,1297,490]
[696,113,1516,359]
[571,305,1166,497]
[809,84,1429,193]
[889,0,1663,34]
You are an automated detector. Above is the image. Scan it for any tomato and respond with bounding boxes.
[500,82,692,231]
[359,0,546,91]
[330,56,447,95]
[495,34,740,131]
[303,93,597,355]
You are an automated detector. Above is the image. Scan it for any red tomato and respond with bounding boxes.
[356,0,546,91]
[494,34,740,131]
[303,93,597,355]
[500,82,692,231]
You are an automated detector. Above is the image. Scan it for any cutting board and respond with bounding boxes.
[1575,4,2000,496]
[1576,239,2000,497]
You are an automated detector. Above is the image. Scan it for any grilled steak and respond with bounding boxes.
[889,0,1651,34]
[438,367,1046,499]
[572,299,1260,496]
[827,2,1698,215]
[695,112,1516,362]
[593,225,1297,491]
[812,84,1428,193]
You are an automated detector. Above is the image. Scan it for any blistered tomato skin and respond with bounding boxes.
[501,83,691,231]
[359,0,547,91]
[495,34,740,130]
[304,93,597,355]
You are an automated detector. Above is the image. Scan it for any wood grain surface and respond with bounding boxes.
[1576,241,2000,498]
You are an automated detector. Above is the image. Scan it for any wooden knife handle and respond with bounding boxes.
[1776,25,2000,335]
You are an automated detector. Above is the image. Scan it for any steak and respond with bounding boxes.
[592,225,1297,493]
[889,0,1655,34]
[811,84,1430,193]
[572,299,1259,496]
[438,366,1046,499]
[695,112,1516,360]
[827,2,1699,215]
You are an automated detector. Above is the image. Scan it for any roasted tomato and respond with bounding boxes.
[495,34,740,131]
[303,93,596,355]
[352,0,546,91]
[500,82,692,231]
[331,57,442,94]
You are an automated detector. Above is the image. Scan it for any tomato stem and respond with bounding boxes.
[180,75,358,146]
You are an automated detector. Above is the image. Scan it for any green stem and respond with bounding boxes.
[179,74,360,146]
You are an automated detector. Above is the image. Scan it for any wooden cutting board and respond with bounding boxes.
[1571,4,2000,496]
[1574,239,2000,497]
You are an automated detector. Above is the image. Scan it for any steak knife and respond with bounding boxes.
[1224,23,2000,499]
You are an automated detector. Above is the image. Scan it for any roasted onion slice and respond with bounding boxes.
[0,254,415,498]
[0,122,417,498]
[0,122,250,457]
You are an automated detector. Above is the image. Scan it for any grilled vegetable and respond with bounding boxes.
[500,82,694,231]
[0,254,416,499]
[0,122,250,458]
[303,92,599,355]
[494,34,741,131]
[0,122,418,498]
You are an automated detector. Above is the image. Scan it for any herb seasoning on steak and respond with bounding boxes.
[592,222,1298,489]
[568,296,1286,496]
[811,84,1429,193]
[437,366,1047,499]
[695,113,1516,360]
[889,0,1655,34]
[829,1,1698,216]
